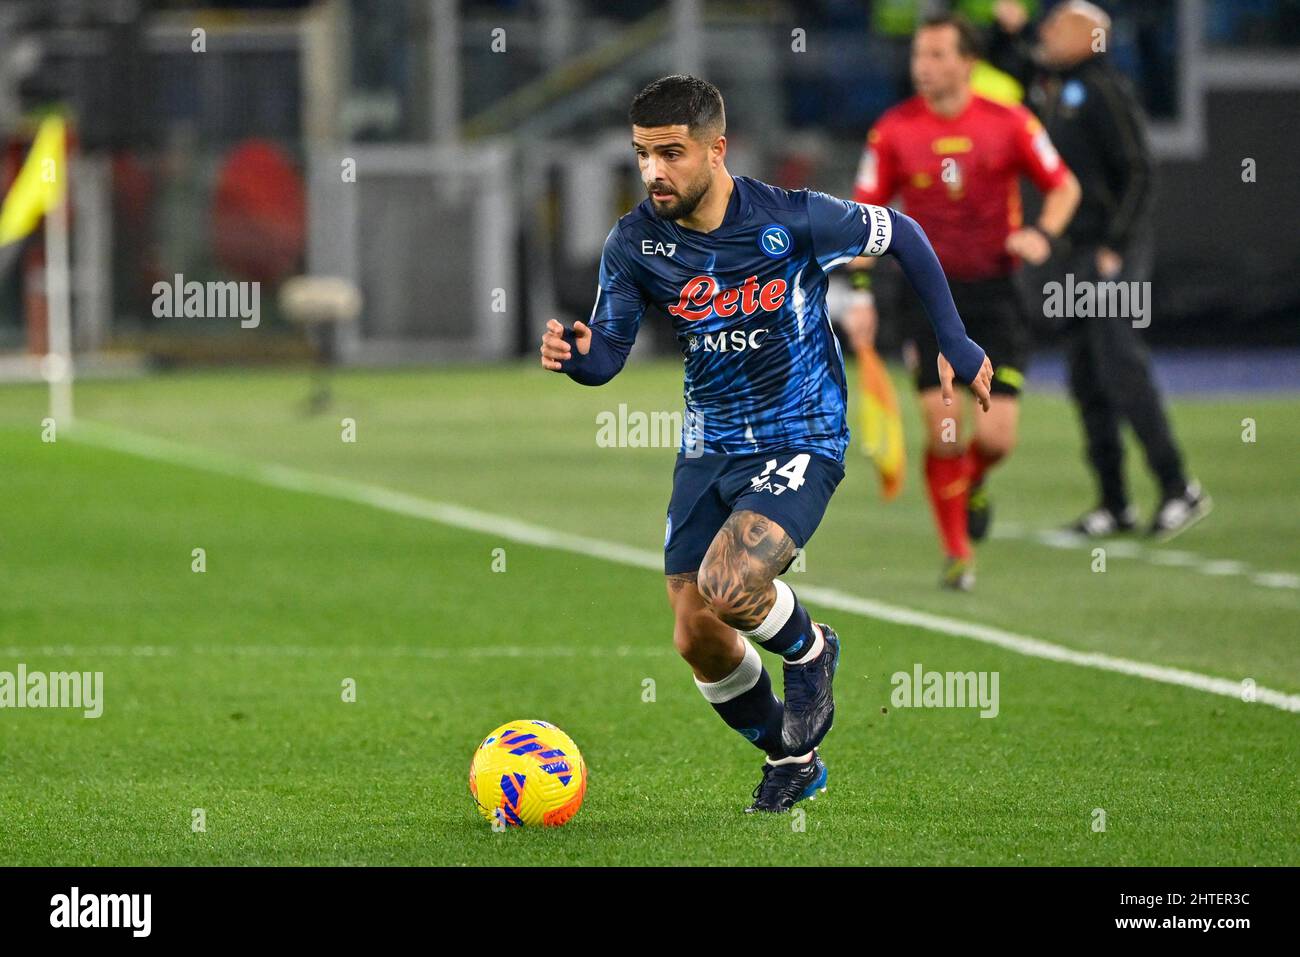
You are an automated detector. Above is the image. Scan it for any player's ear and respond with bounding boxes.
[711,133,727,167]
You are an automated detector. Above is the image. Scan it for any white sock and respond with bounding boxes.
[789,623,824,665]
[767,751,814,766]
[693,641,763,703]
[740,579,795,643]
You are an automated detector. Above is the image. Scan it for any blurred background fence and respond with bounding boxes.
[2,0,1298,380]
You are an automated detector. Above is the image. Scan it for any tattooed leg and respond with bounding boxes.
[665,572,744,681]
[693,512,836,759]
[698,510,822,663]
[695,510,796,631]
[668,570,786,758]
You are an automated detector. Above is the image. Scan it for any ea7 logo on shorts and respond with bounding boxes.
[641,240,677,257]
[758,224,792,259]
[668,275,788,321]
[749,454,810,496]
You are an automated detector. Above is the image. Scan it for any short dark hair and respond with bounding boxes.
[918,13,983,59]
[628,75,726,138]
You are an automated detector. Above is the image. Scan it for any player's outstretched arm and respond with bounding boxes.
[881,208,993,410]
[542,225,645,386]
[540,318,588,371]
[939,352,994,412]
[539,317,633,386]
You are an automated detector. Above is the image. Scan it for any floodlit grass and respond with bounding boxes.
[1,363,1295,864]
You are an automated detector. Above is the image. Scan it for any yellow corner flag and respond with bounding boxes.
[859,346,906,501]
[0,116,67,246]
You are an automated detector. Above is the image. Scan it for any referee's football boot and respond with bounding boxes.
[780,624,840,755]
[940,555,975,592]
[745,751,828,814]
[1149,480,1212,541]
[967,478,992,543]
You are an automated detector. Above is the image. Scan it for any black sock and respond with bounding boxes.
[711,668,785,758]
[696,645,785,759]
[768,600,816,662]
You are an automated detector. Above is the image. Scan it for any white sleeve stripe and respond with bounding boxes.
[856,148,878,193]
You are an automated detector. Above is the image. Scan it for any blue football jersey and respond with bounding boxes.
[587,175,894,462]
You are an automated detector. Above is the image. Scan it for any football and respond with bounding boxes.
[469,720,587,827]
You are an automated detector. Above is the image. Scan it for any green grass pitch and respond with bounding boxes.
[1,362,1296,865]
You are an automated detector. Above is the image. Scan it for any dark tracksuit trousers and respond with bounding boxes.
[1050,237,1187,510]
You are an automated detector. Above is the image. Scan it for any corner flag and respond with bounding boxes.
[859,346,906,501]
[1,115,73,424]
[0,115,67,246]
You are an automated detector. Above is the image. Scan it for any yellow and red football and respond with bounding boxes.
[469,720,587,827]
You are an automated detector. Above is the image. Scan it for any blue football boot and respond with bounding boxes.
[780,623,840,755]
[745,752,829,814]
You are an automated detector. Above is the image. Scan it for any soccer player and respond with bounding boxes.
[539,75,993,812]
[844,14,1081,590]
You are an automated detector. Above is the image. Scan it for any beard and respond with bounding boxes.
[647,173,711,221]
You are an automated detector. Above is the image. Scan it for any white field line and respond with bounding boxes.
[0,644,673,660]
[68,421,1300,714]
[993,523,1300,591]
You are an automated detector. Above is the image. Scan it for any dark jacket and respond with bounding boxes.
[989,31,1154,252]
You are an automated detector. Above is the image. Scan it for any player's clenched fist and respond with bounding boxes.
[539,318,591,372]
[938,352,995,412]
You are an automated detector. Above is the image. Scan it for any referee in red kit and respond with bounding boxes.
[843,13,1080,591]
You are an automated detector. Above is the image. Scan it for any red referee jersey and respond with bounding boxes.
[854,94,1070,282]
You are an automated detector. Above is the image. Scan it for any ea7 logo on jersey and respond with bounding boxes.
[668,275,788,321]
[641,240,677,257]
[862,204,892,256]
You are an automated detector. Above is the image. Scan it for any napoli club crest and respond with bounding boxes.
[758,224,792,259]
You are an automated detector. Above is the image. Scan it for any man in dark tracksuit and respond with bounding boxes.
[991,0,1210,539]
